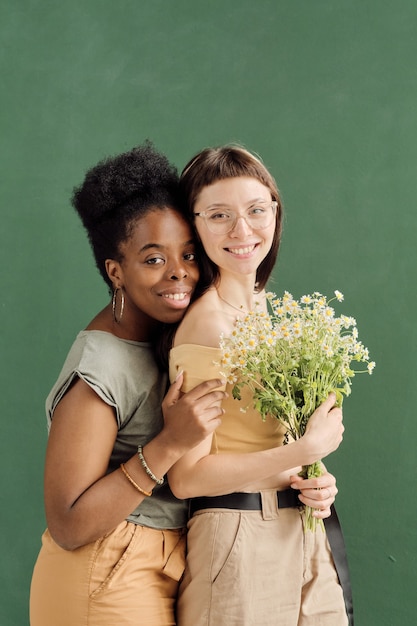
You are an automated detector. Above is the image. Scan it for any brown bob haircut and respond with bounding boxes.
[179,144,283,295]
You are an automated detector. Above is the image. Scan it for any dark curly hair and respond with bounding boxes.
[72,141,183,290]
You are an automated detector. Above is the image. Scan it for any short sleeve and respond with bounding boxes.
[169,344,227,393]
[46,332,160,429]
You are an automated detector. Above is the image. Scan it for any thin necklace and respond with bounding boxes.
[217,290,257,314]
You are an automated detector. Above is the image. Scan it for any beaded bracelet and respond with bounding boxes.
[120,463,152,497]
[137,446,164,486]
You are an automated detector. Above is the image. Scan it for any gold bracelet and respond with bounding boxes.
[120,463,152,497]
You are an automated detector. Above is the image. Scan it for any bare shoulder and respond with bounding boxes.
[174,294,233,348]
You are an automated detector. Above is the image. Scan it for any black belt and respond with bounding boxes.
[188,493,353,626]
[324,506,354,625]
[189,488,300,516]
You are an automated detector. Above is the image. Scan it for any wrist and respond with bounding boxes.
[137,445,164,486]
[146,430,187,469]
[295,435,320,467]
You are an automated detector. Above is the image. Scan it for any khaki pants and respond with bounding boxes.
[177,491,348,626]
[30,521,186,626]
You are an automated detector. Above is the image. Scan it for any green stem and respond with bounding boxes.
[298,461,325,533]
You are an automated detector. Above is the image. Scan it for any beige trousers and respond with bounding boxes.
[177,491,348,626]
[30,521,186,626]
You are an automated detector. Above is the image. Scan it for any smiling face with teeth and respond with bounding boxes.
[193,177,276,282]
[106,207,199,333]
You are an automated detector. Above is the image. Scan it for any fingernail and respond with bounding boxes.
[175,369,184,382]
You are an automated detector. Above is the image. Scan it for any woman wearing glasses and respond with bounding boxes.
[167,145,349,625]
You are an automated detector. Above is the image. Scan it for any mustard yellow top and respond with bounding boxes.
[169,344,286,454]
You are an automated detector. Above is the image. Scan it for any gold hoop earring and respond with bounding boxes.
[112,288,125,323]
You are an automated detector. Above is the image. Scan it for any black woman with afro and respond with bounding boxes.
[30,142,225,626]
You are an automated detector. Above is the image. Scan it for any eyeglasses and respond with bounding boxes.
[194,201,277,235]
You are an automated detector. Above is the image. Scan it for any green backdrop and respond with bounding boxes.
[1,1,416,624]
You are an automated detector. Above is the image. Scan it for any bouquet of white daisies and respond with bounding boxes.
[219,290,375,531]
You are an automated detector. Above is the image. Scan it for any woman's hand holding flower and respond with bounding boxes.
[290,469,338,519]
[302,393,344,463]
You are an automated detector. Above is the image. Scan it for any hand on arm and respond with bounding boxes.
[44,375,226,551]
[168,392,344,499]
[129,373,225,487]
